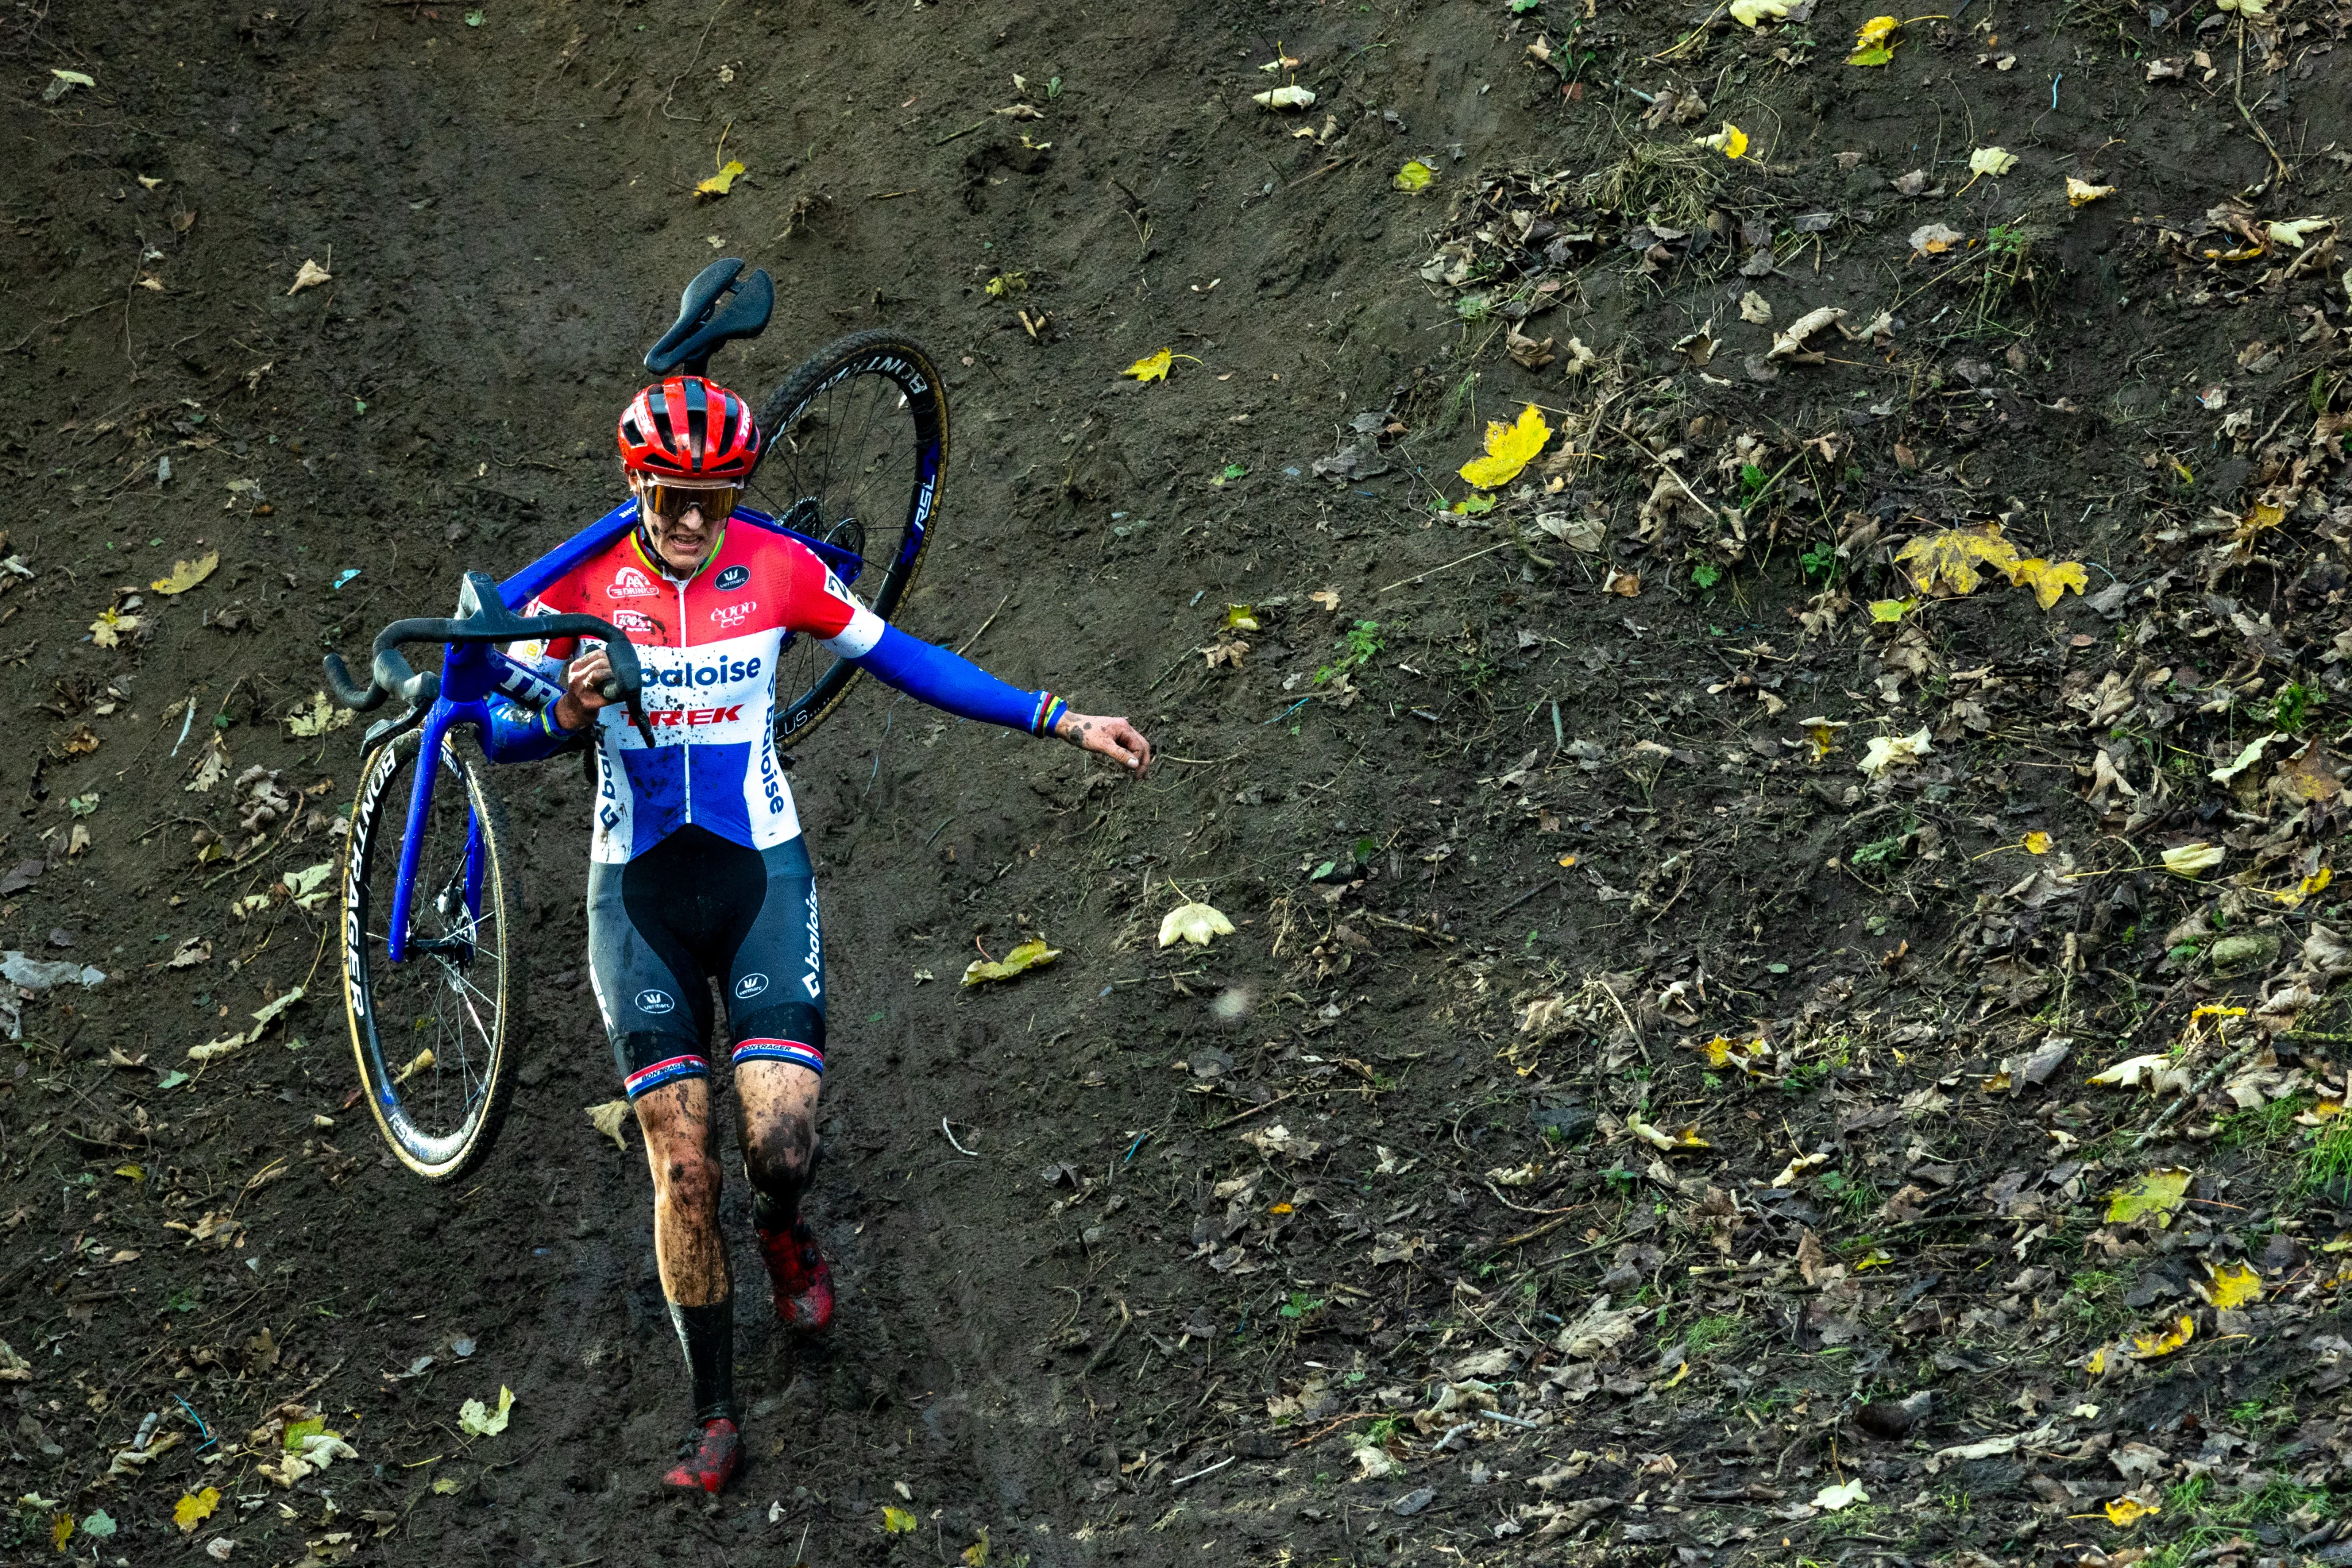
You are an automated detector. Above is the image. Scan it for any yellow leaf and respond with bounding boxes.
[1967,146,2019,177]
[1121,349,1174,383]
[2128,1313,2195,1359]
[1694,122,1749,159]
[584,1099,631,1152]
[2106,1495,2159,1527]
[696,159,746,197]
[1849,42,1894,64]
[1773,1151,1828,1187]
[1849,17,1898,65]
[963,1528,992,1567]
[881,1506,921,1534]
[1158,902,1235,948]
[1857,727,1932,779]
[961,937,1060,986]
[151,552,219,595]
[2009,556,2089,609]
[2085,1346,2107,1378]
[113,1163,145,1182]
[456,1385,514,1438]
[2161,842,2224,878]
[173,1487,221,1534]
[1729,0,1791,23]
[287,691,355,738]
[1868,597,1915,622]
[51,1515,72,1550]
[89,607,143,648]
[2199,1259,2261,1310]
[2106,1168,2192,1227]
[1393,159,1434,190]
[1855,1249,1893,1270]
[984,272,1027,298]
[2023,831,2052,854]
[1894,524,2022,597]
[1626,1112,1709,1153]
[1458,404,1550,490]
[2067,177,2116,206]
[2274,865,2333,910]
[1223,604,1260,631]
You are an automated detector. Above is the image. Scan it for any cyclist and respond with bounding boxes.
[486,373,1150,1494]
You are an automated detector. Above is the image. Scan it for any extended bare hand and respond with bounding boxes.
[1053,710,1152,778]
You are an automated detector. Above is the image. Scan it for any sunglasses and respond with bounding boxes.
[639,483,740,523]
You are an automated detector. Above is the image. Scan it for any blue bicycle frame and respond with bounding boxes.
[378,500,873,966]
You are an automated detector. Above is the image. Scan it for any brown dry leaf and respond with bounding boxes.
[1308,589,1341,612]
[584,1099,631,1152]
[287,258,332,295]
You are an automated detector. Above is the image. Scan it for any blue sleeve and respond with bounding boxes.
[851,623,1063,736]
[479,647,586,765]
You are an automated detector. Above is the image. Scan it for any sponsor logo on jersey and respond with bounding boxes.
[610,608,664,638]
[734,973,769,1000]
[715,564,750,592]
[709,598,760,630]
[655,656,761,688]
[648,705,745,727]
[635,988,677,1016]
[606,566,658,600]
[802,894,822,998]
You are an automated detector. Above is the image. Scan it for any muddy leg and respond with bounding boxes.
[737,1060,821,1223]
[635,1079,734,1423]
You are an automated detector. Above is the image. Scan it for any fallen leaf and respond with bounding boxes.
[961,937,1060,986]
[1309,589,1341,612]
[1252,85,1316,110]
[1158,902,1236,948]
[695,159,746,198]
[1393,160,1434,191]
[151,552,219,595]
[1121,349,1176,383]
[1626,1112,1709,1153]
[1849,14,1898,64]
[1241,1123,1325,1161]
[2106,1495,2160,1526]
[173,1488,221,1534]
[1738,290,1773,324]
[585,1099,630,1152]
[881,1506,921,1534]
[1910,222,1966,255]
[81,1510,116,1540]
[2106,1168,2191,1227]
[1814,1479,1869,1512]
[286,692,354,738]
[2161,842,2224,878]
[1868,597,1915,622]
[287,259,332,296]
[1729,0,1790,23]
[2199,1259,2261,1310]
[430,1476,463,1495]
[2128,1313,2195,1359]
[2087,1054,2190,1095]
[1458,404,1550,489]
[1967,146,2019,177]
[1857,727,1932,779]
[1767,305,1845,360]
[1773,1152,1829,1187]
[2008,556,2089,609]
[2067,176,2116,206]
[456,1385,514,1438]
[2267,216,2332,247]
[90,607,143,648]
[1896,524,2022,595]
[1693,122,1749,159]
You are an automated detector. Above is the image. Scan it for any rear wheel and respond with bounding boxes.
[342,728,522,1182]
[751,329,946,744]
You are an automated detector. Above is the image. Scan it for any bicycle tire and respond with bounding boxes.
[341,727,524,1182]
[750,328,947,745]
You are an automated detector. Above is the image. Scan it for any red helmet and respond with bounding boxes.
[617,375,761,480]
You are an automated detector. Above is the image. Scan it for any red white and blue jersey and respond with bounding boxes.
[493,513,1068,862]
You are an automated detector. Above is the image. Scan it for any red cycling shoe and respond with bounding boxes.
[661,1416,741,1495]
[756,1217,834,1332]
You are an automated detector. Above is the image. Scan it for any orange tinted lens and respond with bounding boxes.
[646,484,737,520]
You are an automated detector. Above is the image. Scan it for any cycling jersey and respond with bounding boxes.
[486,512,1065,862]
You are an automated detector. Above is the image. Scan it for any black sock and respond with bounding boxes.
[751,1188,794,1235]
[668,1297,736,1424]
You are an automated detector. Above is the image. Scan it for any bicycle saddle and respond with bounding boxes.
[644,258,775,377]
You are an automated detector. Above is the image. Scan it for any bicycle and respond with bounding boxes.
[325,259,949,1180]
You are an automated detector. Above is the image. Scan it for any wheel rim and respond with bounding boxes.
[748,349,940,740]
[350,738,505,1170]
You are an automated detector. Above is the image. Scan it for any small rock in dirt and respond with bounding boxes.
[1530,1101,1595,1142]
[1388,1487,1435,1517]
[46,928,73,948]
[0,859,43,896]
[2209,932,2278,971]
[1853,1390,1931,1439]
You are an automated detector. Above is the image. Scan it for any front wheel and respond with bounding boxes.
[342,727,523,1182]
[751,328,948,744]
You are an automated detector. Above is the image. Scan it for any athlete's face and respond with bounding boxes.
[630,474,731,574]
